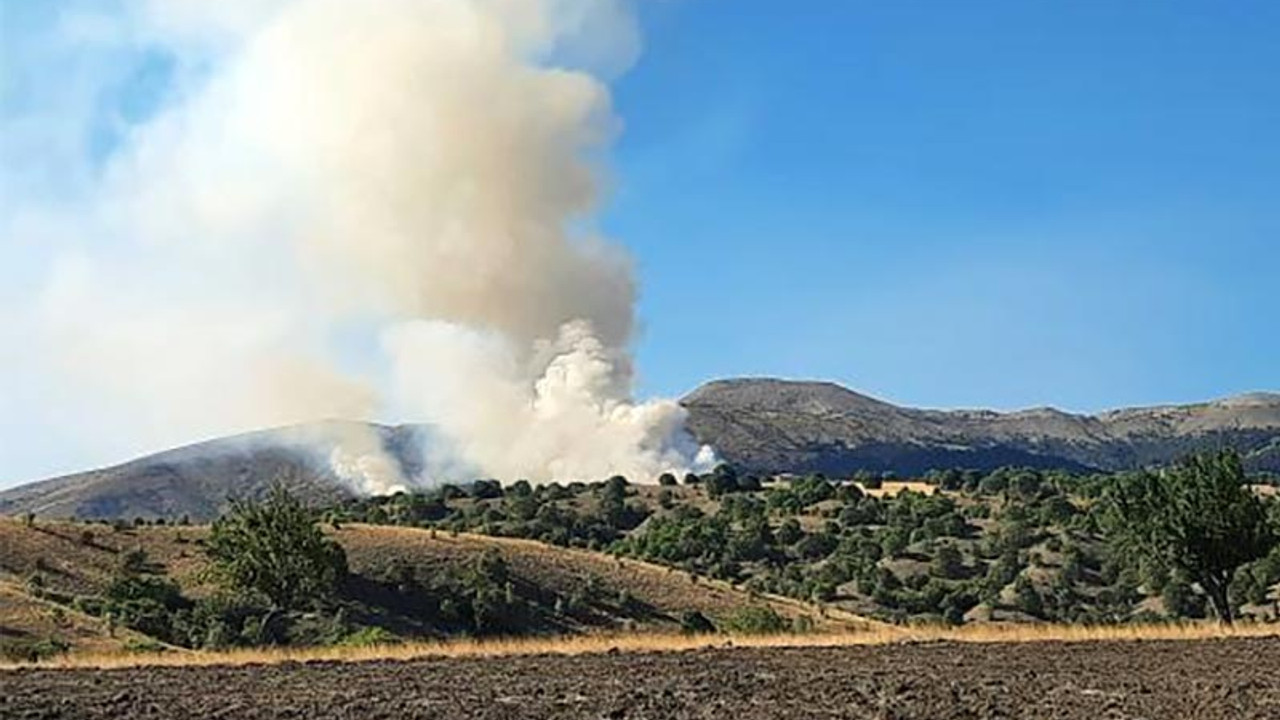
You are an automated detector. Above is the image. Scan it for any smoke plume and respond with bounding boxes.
[0,0,714,489]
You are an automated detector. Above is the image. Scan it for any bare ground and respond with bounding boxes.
[3,636,1278,719]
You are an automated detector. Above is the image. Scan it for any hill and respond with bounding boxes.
[2,379,1279,522]
[0,421,424,521]
[333,469,1280,627]
[681,379,1280,476]
[4,466,1278,660]
[0,517,854,660]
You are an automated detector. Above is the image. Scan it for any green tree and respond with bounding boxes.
[1162,573,1206,618]
[706,464,740,498]
[931,542,965,580]
[1013,576,1044,618]
[1106,450,1276,623]
[205,485,348,610]
[776,518,803,546]
[600,475,631,529]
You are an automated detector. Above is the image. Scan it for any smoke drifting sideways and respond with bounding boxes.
[0,0,715,492]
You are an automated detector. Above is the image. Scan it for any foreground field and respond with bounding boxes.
[4,634,1278,719]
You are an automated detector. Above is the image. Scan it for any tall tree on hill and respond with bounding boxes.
[205,484,348,610]
[600,475,629,529]
[1106,450,1276,623]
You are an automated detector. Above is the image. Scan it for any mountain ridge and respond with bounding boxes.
[2,377,1278,520]
[680,378,1280,477]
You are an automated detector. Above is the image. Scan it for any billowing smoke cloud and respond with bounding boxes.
[386,319,714,484]
[0,0,714,490]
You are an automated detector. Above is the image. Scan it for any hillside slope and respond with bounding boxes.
[0,519,854,658]
[0,421,423,521]
[681,379,1280,475]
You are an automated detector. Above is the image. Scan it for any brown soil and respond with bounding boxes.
[4,636,1278,719]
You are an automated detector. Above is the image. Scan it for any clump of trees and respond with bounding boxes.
[333,476,651,549]
[329,453,1278,627]
[1106,450,1276,623]
[55,486,353,649]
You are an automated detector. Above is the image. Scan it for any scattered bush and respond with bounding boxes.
[1,636,69,663]
[679,610,716,634]
[339,626,399,647]
[721,606,790,635]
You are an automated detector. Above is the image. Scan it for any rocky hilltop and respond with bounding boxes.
[680,379,1280,476]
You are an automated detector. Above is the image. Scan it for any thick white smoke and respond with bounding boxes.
[1,0,713,489]
[386,319,715,484]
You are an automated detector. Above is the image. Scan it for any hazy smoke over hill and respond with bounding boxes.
[1,0,713,489]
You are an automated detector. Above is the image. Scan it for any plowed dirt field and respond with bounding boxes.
[4,636,1277,719]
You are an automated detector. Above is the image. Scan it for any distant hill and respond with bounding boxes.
[681,379,1280,476]
[0,421,424,522]
[2,379,1278,521]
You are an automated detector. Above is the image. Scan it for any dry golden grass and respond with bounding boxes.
[0,519,856,632]
[860,481,939,498]
[333,524,869,632]
[0,519,874,662]
[10,620,1278,672]
[0,581,161,656]
[8,519,1275,673]
[0,519,210,597]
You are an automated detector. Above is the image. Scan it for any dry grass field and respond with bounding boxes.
[7,617,1275,671]
[335,524,866,631]
[0,582,165,658]
[0,520,209,596]
[858,480,940,498]
[0,518,865,658]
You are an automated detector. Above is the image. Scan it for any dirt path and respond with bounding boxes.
[4,636,1278,719]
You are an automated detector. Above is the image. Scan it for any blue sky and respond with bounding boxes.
[610,0,1279,411]
[1,1,1278,483]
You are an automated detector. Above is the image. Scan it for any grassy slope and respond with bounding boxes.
[0,582,165,657]
[0,519,868,656]
[335,525,858,631]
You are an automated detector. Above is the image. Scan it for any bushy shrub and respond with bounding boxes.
[721,606,789,635]
[679,610,716,634]
[1013,576,1044,618]
[1,636,69,663]
[339,626,399,647]
[123,638,168,654]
